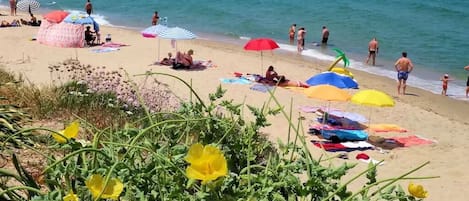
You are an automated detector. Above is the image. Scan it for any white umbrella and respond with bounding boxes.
[16,0,40,12]
[158,27,197,63]
[141,24,169,61]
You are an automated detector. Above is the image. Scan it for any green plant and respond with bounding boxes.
[0,73,437,201]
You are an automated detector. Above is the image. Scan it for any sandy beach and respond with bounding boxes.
[1,10,469,200]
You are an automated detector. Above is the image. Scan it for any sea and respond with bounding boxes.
[2,0,469,100]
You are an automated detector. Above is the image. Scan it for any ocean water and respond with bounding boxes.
[2,0,469,100]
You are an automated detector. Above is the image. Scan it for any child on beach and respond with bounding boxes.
[440,74,452,96]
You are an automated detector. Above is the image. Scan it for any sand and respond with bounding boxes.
[1,10,469,200]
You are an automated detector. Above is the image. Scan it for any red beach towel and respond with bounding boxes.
[390,135,435,147]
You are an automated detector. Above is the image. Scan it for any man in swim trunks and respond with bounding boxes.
[465,65,469,98]
[85,0,92,16]
[394,52,414,95]
[289,24,296,44]
[365,37,379,66]
[321,26,329,45]
[297,27,306,53]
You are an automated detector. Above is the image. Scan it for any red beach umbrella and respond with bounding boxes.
[43,10,70,23]
[244,38,279,72]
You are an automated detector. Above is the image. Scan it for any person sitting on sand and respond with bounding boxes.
[29,14,41,26]
[265,65,281,83]
[173,49,194,69]
[85,26,96,46]
[159,52,175,66]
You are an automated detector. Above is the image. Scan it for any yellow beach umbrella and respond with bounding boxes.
[304,84,352,102]
[351,89,394,107]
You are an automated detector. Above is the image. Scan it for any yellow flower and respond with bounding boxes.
[63,190,79,201]
[185,143,228,184]
[408,182,428,198]
[52,121,80,143]
[85,174,124,200]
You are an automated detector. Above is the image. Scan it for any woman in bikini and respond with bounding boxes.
[289,24,296,44]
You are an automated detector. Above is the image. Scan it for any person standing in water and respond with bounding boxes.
[152,11,160,25]
[394,52,414,95]
[289,24,296,44]
[297,27,306,53]
[465,65,469,98]
[85,0,93,16]
[321,26,329,45]
[365,37,379,66]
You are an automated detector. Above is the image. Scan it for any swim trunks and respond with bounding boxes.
[466,76,469,86]
[397,71,409,80]
[369,50,376,55]
[322,37,328,44]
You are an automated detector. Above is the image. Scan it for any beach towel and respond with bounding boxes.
[250,84,274,93]
[299,106,341,113]
[312,140,374,152]
[91,47,120,53]
[369,124,408,133]
[390,135,435,147]
[102,42,128,48]
[321,129,369,141]
[220,78,251,85]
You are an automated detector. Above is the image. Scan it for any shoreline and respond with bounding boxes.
[1,9,469,201]
[2,5,468,101]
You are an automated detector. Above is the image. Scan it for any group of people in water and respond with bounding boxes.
[289,24,329,53]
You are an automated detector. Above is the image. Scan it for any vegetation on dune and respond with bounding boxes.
[0,62,435,200]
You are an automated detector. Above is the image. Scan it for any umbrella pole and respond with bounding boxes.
[261,51,264,73]
[157,38,161,62]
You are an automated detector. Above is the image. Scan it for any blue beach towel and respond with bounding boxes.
[90,47,120,53]
[250,84,274,93]
[220,77,251,85]
[321,129,368,141]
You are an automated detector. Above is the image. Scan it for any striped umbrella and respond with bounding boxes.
[158,27,197,62]
[141,24,169,61]
[158,27,197,40]
[16,0,40,12]
[141,24,168,38]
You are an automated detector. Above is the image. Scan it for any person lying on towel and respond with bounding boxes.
[160,52,175,66]
[276,76,310,88]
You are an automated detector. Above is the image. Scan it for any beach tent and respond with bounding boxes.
[37,20,85,48]
[37,12,99,48]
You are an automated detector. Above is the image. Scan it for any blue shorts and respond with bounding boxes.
[397,71,409,80]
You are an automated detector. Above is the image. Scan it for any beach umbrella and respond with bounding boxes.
[158,26,197,40]
[304,85,352,136]
[158,26,197,52]
[141,24,169,61]
[16,0,40,12]
[351,89,395,132]
[305,71,358,89]
[141,24,168,38]
[43,10,69,23]
[63,13,96,25]
[351,89,394,107]
[304,84,352,102]
[244,38,279,72]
